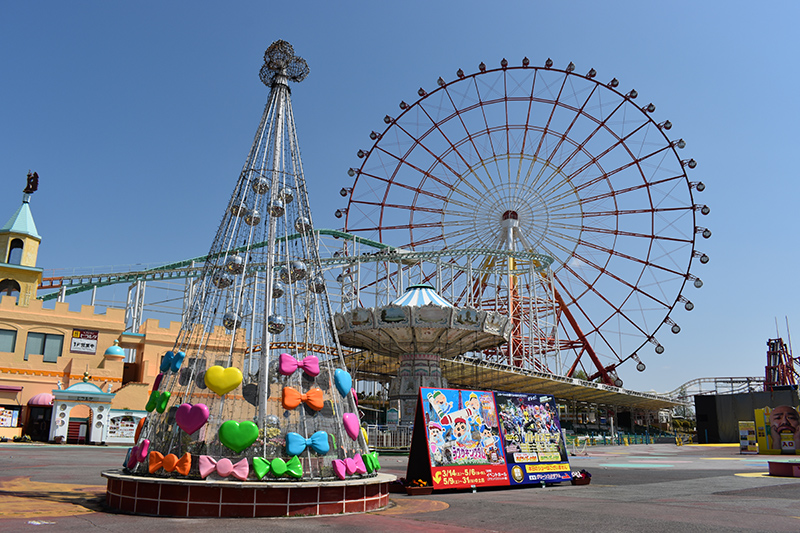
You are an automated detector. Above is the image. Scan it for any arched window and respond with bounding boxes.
[7,239,23,265]
[0,279,20,299]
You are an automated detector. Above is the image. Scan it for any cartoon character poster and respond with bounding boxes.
[420,387,509,489]
[754,405,800,455]
[495,391,571,484]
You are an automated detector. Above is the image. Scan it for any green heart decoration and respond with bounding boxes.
[219,420,259,453]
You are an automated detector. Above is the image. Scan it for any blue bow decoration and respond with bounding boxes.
[285,430,330,456]
[160,350,186,373]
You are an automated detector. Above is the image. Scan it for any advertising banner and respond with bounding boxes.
[495,391,571,484]
[755,405,800,455]
[409,387,570,490]
[70,329,98,355]
[738,421,758,454]
[419,387,508,489]
[0,407,19,428]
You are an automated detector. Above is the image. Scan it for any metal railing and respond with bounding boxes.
[365,425,413,451]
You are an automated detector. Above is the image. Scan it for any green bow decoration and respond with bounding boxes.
[253,455,304,480]
[363,451,381,473]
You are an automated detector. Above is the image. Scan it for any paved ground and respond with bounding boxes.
[1,442,799,532]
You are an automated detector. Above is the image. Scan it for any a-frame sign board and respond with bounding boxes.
[405,398,434,486]
[405,387,571,491]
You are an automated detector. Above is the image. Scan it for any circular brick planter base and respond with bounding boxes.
[102,470,394,517]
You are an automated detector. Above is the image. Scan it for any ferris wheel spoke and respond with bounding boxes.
[556,265,654,342]
[350,199,445,216]
[581,223,692,245]
[582,205,693,218]
[517,70,540,165]
[537,121,657,202]
[536,85,602,180]
[578,174,686,206]
[416,98,492,188]
[359,168,455,205]
[370,143,464,200]
[441,85,502,192]
[565,141,673,201]
[553,277,618,357]
[531,72,570,160]
[429,228,481,250]
[472,76,501,164]
[568,247,673,308]
[547,99,630,174]
[370,222,445,234]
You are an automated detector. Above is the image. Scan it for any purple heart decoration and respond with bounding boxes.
[343,413,360,441]
[175,403,210,435]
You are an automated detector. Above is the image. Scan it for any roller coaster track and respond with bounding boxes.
[38,229,553,301]
[666,376,764,400]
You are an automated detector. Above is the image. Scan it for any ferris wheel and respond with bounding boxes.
[339,57,710,386]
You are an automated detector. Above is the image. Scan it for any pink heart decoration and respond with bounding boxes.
[127,439,149,469]
[343,413,360,441]
[175,403,209,434]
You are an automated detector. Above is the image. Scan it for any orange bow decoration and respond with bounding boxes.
[148,451,192,476]
[282,386,324,411]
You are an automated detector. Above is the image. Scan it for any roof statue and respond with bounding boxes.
[23,171,38,194]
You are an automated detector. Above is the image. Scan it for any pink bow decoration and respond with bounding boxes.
[332,453,367,480]
[199,455,249,480]
[278,353,320,377]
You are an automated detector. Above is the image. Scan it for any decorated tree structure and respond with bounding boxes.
[128,41,375,482]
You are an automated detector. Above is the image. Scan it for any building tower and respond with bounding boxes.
[0,172,42,307]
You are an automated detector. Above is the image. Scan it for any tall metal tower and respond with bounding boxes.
[136,41,369,481]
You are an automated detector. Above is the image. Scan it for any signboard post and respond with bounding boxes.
[738,421,757,454]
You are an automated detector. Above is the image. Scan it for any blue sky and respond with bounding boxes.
[2,1,798,393]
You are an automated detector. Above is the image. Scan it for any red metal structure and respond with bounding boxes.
[340,58,710,386]
[765,338,797,391]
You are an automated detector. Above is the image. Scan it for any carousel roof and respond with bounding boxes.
[392,284,453,307]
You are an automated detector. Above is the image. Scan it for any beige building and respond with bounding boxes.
[0,191,163,443]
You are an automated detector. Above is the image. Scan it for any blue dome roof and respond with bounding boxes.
[104,340,125,357]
